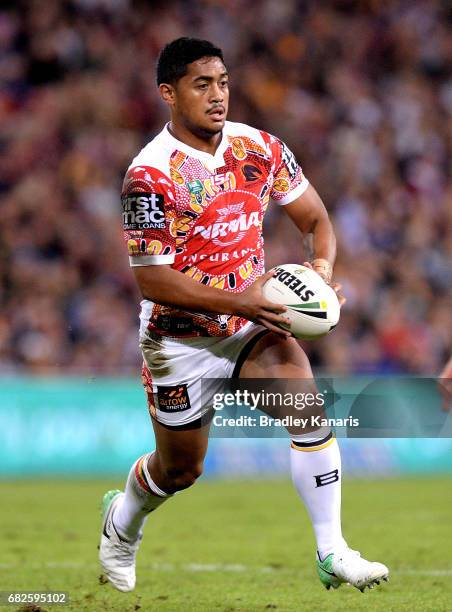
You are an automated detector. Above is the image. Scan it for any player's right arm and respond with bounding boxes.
[134,266,291,337]
[123,165,291,337]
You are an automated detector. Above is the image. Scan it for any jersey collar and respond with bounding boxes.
[164,123,229,171]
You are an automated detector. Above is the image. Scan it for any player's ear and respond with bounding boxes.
[159,83,176,105]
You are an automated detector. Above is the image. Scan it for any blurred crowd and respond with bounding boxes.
[0,0,450,375]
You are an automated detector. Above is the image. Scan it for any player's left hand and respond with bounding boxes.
[302,261,346,307]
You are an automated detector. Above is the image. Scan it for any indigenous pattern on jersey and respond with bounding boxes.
[122,121,309,337]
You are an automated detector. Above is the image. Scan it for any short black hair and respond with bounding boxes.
[156,37,225,86]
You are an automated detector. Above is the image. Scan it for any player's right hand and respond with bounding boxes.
[233,271,293,338]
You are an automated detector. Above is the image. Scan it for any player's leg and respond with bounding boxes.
[114,416,210,534]
[114,415,210,537]
[238,334,344,558]
[238,333,388,591]
[100,332,217,592]
[100,418,210,592]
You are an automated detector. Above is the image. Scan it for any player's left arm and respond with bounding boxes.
[269,136,335,284]
[282,184,336,285]
[268,135,343,303]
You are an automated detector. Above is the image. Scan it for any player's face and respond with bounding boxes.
[168,57,229,138]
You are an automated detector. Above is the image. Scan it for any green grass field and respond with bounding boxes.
[1,478,451,612]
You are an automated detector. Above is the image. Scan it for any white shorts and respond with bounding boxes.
[140,322,268,427]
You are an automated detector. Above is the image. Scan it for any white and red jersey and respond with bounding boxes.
[122,121,309,337]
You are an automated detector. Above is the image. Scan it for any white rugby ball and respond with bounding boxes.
[262,263,340,340]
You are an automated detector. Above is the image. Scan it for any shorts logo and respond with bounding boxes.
[157,384,191,413]
[122,193,165,230]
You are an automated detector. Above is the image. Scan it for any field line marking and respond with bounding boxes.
[0,561,451,576]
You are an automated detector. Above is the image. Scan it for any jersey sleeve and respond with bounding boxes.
[122,165,177,266]
[269,137,309,205]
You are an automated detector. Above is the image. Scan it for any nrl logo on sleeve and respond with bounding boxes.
[156,384,191,412]
[280,141,298,179]
[122,193,165,230]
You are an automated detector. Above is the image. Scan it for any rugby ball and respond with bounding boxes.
[263,264,340,340]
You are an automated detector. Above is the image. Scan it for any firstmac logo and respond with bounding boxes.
[122,193,165,230]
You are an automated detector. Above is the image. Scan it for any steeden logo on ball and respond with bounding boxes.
[263,264,340,340]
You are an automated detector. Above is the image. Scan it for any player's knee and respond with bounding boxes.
[163,462,203,491]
